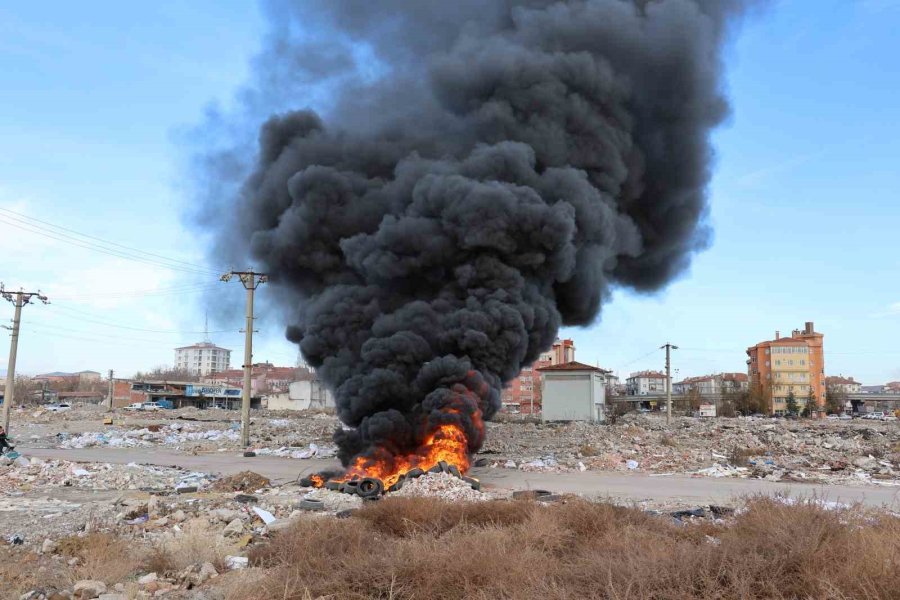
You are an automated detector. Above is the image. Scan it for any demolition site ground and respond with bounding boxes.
[1,405,898,599]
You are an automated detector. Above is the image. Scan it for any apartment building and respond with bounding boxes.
[746,321,825,414]
[174,342,231,376]
[626,370,668,395]
[673,372,749,395]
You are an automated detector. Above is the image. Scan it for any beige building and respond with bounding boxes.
[746,321,825,414]
[825,375,861,394]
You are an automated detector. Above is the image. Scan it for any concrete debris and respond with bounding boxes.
[481,414,900,486]
[0,457,216,493]
[225,556,248,570]
[394,472,489,502]
[300,487,363,512]
[72,580,106,599]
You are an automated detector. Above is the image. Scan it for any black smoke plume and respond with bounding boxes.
[214,0,751,468]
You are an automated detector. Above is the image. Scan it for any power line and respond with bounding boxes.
[616,347,662,371]
[52,282,221,300]
[45,303,237,335]
[0,208,223,276]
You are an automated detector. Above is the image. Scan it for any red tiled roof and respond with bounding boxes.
[537,361,605,373]
[722,372,748,382]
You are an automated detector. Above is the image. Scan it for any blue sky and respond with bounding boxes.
[1,1,898,384]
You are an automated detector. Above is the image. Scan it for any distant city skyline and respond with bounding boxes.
[1,1,898,383]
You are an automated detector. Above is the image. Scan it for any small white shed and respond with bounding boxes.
[538,362,607,423]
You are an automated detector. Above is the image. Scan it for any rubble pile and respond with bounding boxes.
[394,472,490,502]
[0,457,214,493]
[480,414,900,485]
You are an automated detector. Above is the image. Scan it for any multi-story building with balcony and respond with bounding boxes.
[746,321,825,414]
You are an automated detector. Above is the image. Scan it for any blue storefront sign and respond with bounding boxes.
[185,385,242,398]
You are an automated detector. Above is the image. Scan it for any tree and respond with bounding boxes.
[133,366,201,382]
[785,390,799,415]
[12,377,41,406]
[802,389,816,417]
[825,385,847,415]
[748,382,772,415]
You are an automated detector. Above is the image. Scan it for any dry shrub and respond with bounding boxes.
[59,532,141,586]
[143,521,236,575]
[578,443,598,456]
[660,433,677,447]
[354,497,533,537]
[728,446,757,467]
[0,547,70,598]
[240,496,900,600]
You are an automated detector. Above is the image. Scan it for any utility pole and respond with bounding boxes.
[220,270,267,448]
[107,369,114,411]
[660,342,678,426]
[2,284,49,433]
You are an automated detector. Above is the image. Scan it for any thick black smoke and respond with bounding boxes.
[221,0,750,467]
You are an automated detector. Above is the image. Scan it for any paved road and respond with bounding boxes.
[22,447,900,509]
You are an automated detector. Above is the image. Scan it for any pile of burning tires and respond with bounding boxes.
[299,460,480,499]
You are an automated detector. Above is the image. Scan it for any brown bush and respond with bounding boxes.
[239,497,900,600]
[728,446,758,467]
[578,443,599,456]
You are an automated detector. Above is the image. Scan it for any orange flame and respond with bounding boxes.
[315,408,482,490]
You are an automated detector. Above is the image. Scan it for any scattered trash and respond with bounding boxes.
[225,556,249,570]
[252,506,276,524]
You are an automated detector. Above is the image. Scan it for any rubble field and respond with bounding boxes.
[481,413,900,486]
[12,405,900,486]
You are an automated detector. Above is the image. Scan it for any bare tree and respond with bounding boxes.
[132,366,201,382]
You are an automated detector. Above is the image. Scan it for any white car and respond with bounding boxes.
[826,414,840,420]
[124,403,144,411]
[882,415,898,422]
[140,402,162,411]
[45,403,71,412]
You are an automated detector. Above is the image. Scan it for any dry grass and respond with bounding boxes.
[60,532,142,586]
[660,433,677,447]
[233,497,900,600]
[143,521,237,575]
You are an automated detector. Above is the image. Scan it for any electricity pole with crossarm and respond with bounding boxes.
[2,284,49,433]
[220,270,267,448]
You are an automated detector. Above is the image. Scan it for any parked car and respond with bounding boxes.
[140,402,162,411]
[124,402,144,411]
[866,412,885,420]
[839,414,852,420]
[45,403,71,412]
[883,415,898,422]
[826,414,840,420]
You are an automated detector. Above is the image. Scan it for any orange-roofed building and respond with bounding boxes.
[746,321,825,415]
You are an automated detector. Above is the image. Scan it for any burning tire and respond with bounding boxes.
[340,480,360,495]
[324,480,342,491]
[405,468,425,479]
[356,477,384,499]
